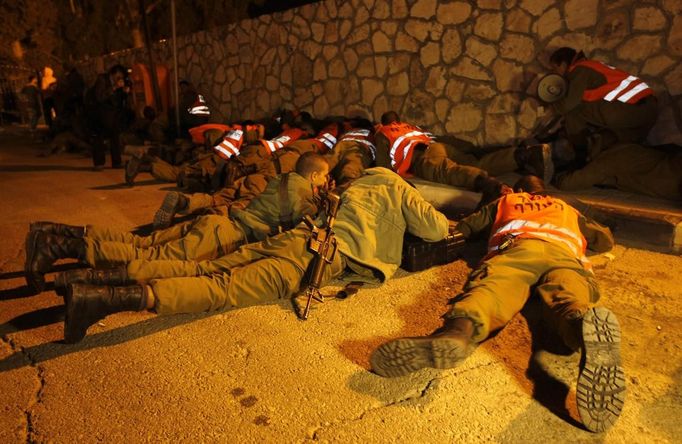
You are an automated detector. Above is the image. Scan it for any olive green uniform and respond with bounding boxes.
[434,135,519,177]
[84,173,318,267]
[448,196,614,350]
[325,139,375,185]
[122,168,449,314]
[554,143,682,201]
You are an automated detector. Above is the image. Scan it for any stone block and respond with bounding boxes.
[565,0,598,30]
[313,58,327,81]
[265,75,279,92]
[664,63,682,95]
[291,15,312,39]
[313,95,329,117]
[617,35,662,62]
[323,45,338,61]
[500,34,536,64]
[642,55,675,77]
[519,0,553,16]
[670,15,682,56]
[372,0,390,19]
[633,6,667,31]
[535,7,562,41]
[343,48,359,72]
[347,24,370,45]
[446,79,466,102]
[663,0,682,14]
[465,37,497,67]
[396,32,419,52]
[411,0,437,19]
[518,98,540,130]
[372,30,392,52]
[506,9,532,33]
[474,12,504,41]
[410,59,426,88]
[393,0,409,19]
[362,78,384,105]
[485,113,517,145]
[340,19,353,40]
[446,103,483,133]
[387,72,410,95]
[420,42,441,67]
[329,59,347,78]
[435,98,451,122]
[443,29,463,64]
[489,93,521,114]
[464,84,496,102]
[425,66,447,96]
[375,56,388,77]
[492,58,524,92]
[450,57,491,81]
[436,1,472,25]
[311,23,325,43]
[402,90,438,125]
[594,10,630,50]
[355,5,370,25]
[388,54,411,74]
[292,53,313,86]
[405,19,429,41]
[357,57,376,77]
[324,22,339,44]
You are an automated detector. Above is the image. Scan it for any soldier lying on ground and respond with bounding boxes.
[24,153,330,294]
[370,175,623,433]
[56,167,450,345]
[151,117,377,230]
[552,142,682,202]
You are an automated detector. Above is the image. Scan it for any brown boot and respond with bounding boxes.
[25,232,87,293]
[29,221,86,238]
[64,284,148,343]
[514,143,555,183]
[54,267,131,291]
[370,317,475,378]
[152,191,188,230]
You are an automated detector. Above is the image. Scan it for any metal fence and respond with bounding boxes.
[0,64,36,126]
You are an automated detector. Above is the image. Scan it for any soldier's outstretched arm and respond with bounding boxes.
[400,182,449,242]
[453,201,497,240]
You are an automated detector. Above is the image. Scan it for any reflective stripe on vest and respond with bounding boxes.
[188,94,211,115]
[260,128,306,153]
[213,129,244,160]
[315,132,337,151]
[377,123,432,175]
[339,129,376,160]
[570,60,654,104]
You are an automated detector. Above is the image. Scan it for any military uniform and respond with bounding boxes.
[554,143,682,201]
[121,168,449,312]
[83,172,319,268]
[449,192,614,349]
[325,129,376,185]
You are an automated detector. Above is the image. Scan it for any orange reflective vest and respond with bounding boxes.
[311,124,340,153]
[212,124,266,160]
[188,93,210,116]
[260,127,307,153]
[338,129,376,160]
[570,59,654,104]
[488,193,590,267]
[188,123,233,145]
[376,122,433,175]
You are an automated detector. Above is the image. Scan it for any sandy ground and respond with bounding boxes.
[0,127,680,443]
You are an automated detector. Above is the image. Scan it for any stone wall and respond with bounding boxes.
[79,0,682,146]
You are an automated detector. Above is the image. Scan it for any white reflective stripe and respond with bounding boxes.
[214,142,238,159]
[389,135,408,167]
[264,140,277,152]
[603,75,637,101]
[225,129,243,140]
[189,105,210,115]
[318,133,336,149]
[343,130,370,138]
[617,81,649,103]
[402,141,414,165]
[494,219,584,247]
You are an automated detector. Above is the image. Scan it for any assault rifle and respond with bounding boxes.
[297,191,342,320]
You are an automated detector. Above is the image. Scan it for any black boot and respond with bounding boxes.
[514,143,555,183]
[29,221,86,238]
[576,307,626,433]
[64,283,147,343]
[54,267,131,291]
[370,317,475,378]
[152,191,188,230]
[25,232,87,293]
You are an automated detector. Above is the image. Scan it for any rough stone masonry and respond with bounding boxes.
[79,0,682,148]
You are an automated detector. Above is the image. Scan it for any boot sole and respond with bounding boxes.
[153,192,179,230]
[577,307,626,433]
[24,230,45,293]
[370,336,470,378]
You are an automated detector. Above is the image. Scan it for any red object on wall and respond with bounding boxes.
[130,63,170,113]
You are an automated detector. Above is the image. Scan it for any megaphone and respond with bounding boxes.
[537,74,567,104]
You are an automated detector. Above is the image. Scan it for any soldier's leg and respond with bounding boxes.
[445,239,548,342]
[86,216,246,266]
[150,157,181,182]
[85,221,192,247]
[412,143,486,190]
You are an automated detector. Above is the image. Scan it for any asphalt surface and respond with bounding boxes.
[0,127,680,443]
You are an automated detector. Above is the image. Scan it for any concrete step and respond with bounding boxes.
[412,177,682,254]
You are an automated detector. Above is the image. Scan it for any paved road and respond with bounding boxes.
[0,128,680,443]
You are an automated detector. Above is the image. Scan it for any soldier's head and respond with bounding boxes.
[296,152,329,188]
[549,47,584,75]
[380,111,400,125]
[513,175,546,194]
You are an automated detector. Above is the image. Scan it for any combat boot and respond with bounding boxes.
[125,152,146,186]
[515,143,555,183]
[370,317,475,378]
[576,307,626,433]
[152,191,189,230]
[25,232,87,293]
[54,267,131,290]
[64,283,148,343]
[29,221,86,238]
